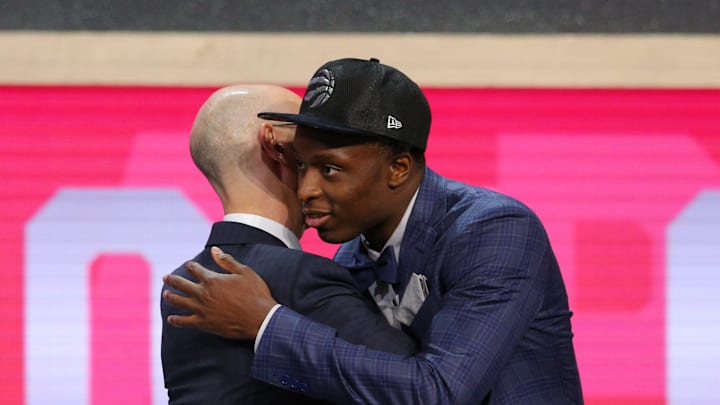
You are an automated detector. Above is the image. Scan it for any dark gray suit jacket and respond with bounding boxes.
[161,221,416,404]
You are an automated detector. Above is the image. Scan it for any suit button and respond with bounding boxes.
[299,383,308,393]
[290,379,300,389]
[280,374,290,385]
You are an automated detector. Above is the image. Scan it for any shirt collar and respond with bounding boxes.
[362,187,420,263]
[223,213,301,250]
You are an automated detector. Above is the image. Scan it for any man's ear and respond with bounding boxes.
[259,123,290,165]
[388,152,413,189]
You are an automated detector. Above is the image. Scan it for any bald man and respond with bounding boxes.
[160,85,416,404]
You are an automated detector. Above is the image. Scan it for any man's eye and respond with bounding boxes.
[296,159,306,170]
[322,166,338,175]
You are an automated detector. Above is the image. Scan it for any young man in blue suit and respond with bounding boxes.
[164,59,583,404]
[160,84,416,404]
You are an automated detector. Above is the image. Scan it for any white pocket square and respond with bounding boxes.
[396,273,429,327]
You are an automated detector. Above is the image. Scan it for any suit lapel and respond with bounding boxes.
[397,169,448,338]
[398,169,445,294]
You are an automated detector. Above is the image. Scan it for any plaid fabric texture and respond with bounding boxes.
[253,169,583,404]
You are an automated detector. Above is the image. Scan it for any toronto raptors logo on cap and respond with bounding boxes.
[304,68,335,108]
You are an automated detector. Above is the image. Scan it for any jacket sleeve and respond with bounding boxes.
[250,206,552,404]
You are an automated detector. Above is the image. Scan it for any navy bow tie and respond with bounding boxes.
[347,246,399,291]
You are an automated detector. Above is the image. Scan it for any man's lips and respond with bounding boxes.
[303,210,330,228]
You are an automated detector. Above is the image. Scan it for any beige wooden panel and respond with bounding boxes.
[1,32,719,87]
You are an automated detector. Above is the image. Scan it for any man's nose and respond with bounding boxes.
[297,171,321,202]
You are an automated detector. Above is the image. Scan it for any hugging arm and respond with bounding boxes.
[251,209,550,404]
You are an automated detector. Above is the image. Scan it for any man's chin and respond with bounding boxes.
[316,228,355,245]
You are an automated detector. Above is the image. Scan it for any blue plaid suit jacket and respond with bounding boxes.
[252,169,583,404]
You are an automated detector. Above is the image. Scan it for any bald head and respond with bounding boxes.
[190,85,300,186]
[189,85,303,233]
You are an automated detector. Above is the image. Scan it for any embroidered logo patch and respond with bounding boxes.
[304,69,335,108]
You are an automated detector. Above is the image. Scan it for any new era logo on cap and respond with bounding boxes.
[387,115,403,129]
[257,57,431,151]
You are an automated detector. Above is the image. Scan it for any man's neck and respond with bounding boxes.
[361,185,420,260]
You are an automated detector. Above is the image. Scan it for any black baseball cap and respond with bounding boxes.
[258,57,431,151]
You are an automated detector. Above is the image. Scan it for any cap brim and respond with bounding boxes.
[258,112,383,139]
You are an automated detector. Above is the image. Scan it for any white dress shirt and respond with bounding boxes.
[223,213,301,250]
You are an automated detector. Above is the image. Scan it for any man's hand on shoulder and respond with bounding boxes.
[163,246,277,339]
